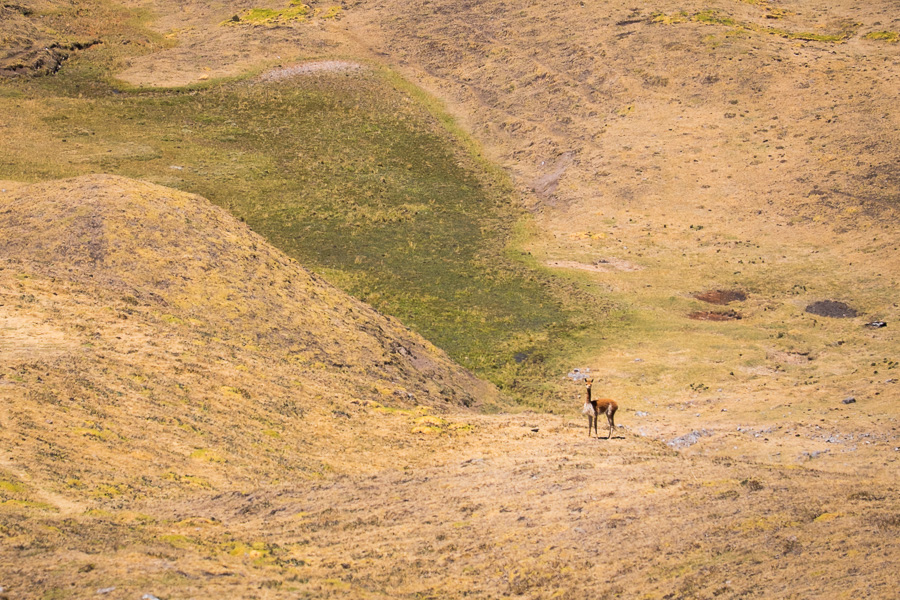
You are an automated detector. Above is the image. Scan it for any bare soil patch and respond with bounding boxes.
[0,311,75,361]
[688,309,742,321]
[806,300,858,318]
[260,60,365,82]
[694,289,747,305]
[768,350,813,364]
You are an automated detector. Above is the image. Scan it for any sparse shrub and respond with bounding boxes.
[741,478,764,491]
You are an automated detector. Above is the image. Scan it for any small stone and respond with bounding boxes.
[842,397,856,404]
[142,595,161,600]
[97,588,116,595]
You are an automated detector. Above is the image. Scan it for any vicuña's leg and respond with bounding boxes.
[607,407,616,439]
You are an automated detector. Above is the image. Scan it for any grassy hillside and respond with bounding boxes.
[1,1,899,597]
[0,54,609,403]
[0,174,495,493]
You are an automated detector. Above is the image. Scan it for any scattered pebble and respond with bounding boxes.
[842,397,856,404]
[668,429,712,449]
[97,588,116,595]
[635,411,649,417]
[801,450,828,459]
[142,594,161,600]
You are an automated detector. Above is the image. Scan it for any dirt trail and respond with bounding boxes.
[0,311,75,362]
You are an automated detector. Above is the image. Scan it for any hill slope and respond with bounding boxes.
[1,3,899,598]
[0,175,496,506]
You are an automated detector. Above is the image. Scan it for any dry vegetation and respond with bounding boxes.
[1,0,899,598]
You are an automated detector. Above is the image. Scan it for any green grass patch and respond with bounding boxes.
[224,2,310,26]
[864,31,899,43]
[0,480,27,494]
[654,9,857,43]
[0,61,611,401]
[222,2,343,26]
[695,10,738,28]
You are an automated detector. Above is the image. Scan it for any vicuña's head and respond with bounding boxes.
[585,378,593,390]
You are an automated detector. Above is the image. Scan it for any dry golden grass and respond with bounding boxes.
[1,175,897,599]
[2,0,900,597]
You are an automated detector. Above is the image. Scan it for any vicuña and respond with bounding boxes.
[581,378,618,439]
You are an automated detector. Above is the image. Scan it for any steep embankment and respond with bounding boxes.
[0,175,495,508]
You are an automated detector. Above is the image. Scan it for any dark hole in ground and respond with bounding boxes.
[694,289,747,305]
[806,300,857,318]
[689,310,742,321]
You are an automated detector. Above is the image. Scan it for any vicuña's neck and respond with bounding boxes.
[586,387,592,401]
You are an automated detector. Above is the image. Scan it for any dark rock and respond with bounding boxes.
[805,300,857,318]
[842,397,856,404]
[694,289,747,305]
